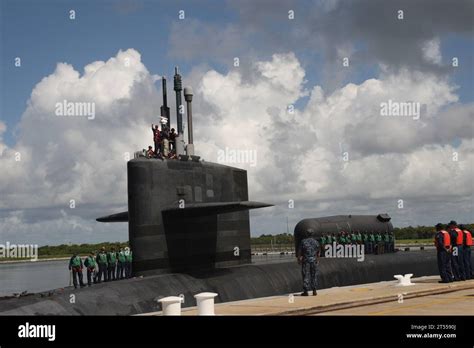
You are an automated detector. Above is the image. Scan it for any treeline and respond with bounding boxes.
[28,224,474,257]
[393,224,473,240]
[251,224,474,244]
[38,242,129,257]
[251,233,294,245]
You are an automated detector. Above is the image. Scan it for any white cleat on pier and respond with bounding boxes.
[394,273,415,286]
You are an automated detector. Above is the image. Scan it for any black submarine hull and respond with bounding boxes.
[98,158,272,276]
[0,250,462,315]
[294,214,394,252]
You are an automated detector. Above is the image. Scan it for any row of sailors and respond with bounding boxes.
[150,123,177,159]
[318,231,395,255]
[435,221,473,282]
[68,247,133,288]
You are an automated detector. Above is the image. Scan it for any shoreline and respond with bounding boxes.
[0,242,433,265]
[0,256,74,265]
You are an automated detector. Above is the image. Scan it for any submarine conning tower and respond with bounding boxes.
[97,67,272,276]
[294,214,393,254]
[128,159,272,275]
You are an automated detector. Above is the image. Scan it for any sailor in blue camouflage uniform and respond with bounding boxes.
[297,228,320,296]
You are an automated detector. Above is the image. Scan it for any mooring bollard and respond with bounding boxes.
[158,296,182,316]
[194,292,218,315]
[393,273,414,286]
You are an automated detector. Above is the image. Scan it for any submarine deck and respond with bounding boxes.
[2,250,471,315]
[143,276,474,316]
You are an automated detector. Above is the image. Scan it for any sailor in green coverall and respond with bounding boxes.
[383,233,391,254]
[320,234,327,256]
[107,247,117,281]
[96,247,108,282]
[356,231,362,245]
[363,231,369,253]
[375,232,383,254]
[389,232,395,252]
[326,233,333,247]
[68,253,85,289]
[369,232,376,254]
[116,248,126,280]
[339,232,347,245]
[84,252,97,286]
[350,232,357,244]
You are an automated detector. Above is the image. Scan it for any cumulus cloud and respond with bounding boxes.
[0,209,127,245]
[422,38,443,65]
[2,49,160,208]
[170,0,473,90]
[191,53,471,176]
[168,19,248,67]
[0,49,160,243]
[0,49,472,244]
[232,0,473,70]
[190,52,473,230]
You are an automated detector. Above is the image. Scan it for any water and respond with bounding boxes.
[0,254,297,296]
[0,260,71,296]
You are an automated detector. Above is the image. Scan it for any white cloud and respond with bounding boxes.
[1,49,160,211]
[422,37,443,65]
[0,49,161,243]
[191,52,472,231]
[0,49,472,244]
[192,55,471,200]
[0,209,127,245]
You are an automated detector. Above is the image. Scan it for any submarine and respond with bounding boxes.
[97,67,273,275]
[0,68,466,316]
[294,214,393,251]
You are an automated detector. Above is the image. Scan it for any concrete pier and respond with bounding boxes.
[142,276,474,316]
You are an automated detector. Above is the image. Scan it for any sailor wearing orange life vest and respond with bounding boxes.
[459,224,473,280]
[434,223,453,283]
[447,220,466,281]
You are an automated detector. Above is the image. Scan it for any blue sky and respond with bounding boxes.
[2,0,472,147]
[1,0,236,145]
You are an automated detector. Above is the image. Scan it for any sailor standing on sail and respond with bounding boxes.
[151,124,161,155]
